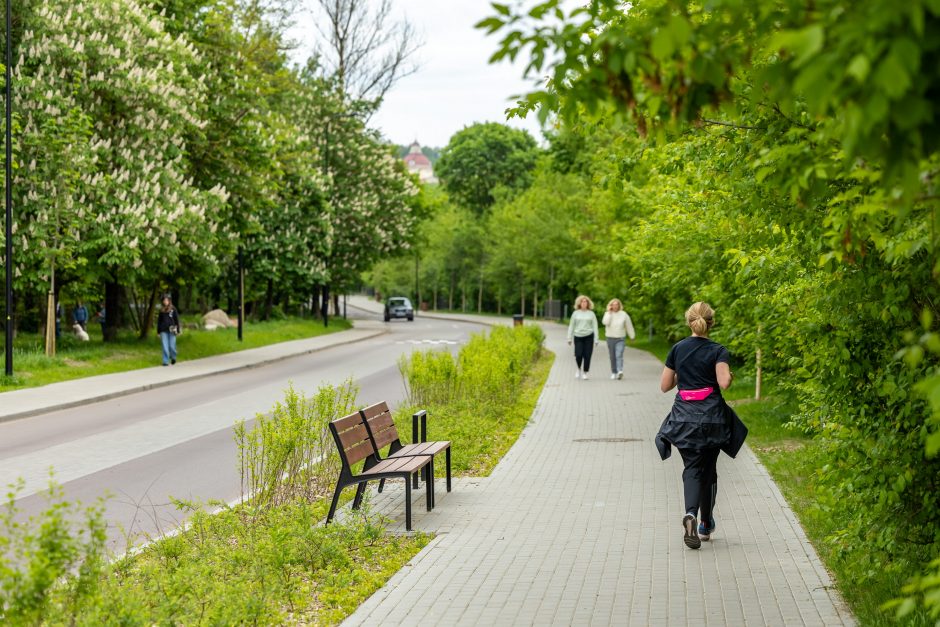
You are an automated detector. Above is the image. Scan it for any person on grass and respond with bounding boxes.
[156,294,181,366]
[601,298,636,380]
[656,301,745,549]
[567,295,598,380]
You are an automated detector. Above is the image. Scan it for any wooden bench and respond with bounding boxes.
[327,411,433,531]
[359,401,451,507]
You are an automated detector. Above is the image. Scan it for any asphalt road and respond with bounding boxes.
[0,308,486,553]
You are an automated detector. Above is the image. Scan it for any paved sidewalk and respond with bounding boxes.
[0,321,386,423]
[342,324,855,626]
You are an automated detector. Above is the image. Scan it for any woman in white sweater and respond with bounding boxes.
[602,298,636,379]
[567,295,599,379]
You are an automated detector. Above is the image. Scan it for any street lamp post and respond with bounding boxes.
[237,247,244,341]
[5,0,13,376]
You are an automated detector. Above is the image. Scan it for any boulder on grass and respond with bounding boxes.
[202,308,236,330]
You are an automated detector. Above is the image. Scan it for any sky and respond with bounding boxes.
[288,1,547,148]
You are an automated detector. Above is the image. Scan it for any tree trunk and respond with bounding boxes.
[138,284,159,340]
[448,273,454,310]
[478,269,483,313]
[461,283,466,312]
[520,283,525,316]
[103,279,123,342]
[333,293,340,317]
[533,285,538,319]
[433,286,438,311]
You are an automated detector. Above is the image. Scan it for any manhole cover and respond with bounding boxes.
[572,437,641,443]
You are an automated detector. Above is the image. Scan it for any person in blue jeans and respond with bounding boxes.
[156,294,181,366]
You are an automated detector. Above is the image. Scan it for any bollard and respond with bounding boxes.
[512,314,524,327]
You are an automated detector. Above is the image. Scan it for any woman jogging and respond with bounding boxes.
[567,295,599,380]
[655,302,745,549]
[602,298,636,379]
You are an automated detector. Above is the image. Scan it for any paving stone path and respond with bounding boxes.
[342,323,855,626]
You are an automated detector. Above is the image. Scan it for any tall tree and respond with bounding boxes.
[12,0,227,341]
[311,0,422,106]
[435,122,540,215]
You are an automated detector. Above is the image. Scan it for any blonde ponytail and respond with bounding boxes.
[685,301,715,336]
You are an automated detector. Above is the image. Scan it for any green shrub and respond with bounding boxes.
[399,349,457,407]
[397,324,550,476]
[235,379,358,509]
[0,482,107,624]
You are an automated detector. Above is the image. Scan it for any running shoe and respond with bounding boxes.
[683,514,701,549]
[698,518,716,541]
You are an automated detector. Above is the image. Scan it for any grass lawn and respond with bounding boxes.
[0,316,352,392]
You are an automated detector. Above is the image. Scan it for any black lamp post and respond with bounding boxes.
[4,0,13,376]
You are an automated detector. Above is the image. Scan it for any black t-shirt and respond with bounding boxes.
[665,336,730,391]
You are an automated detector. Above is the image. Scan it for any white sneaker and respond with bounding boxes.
[617,371,623,380]
[575,370,581,379]
[582,372,589,380]
[610,374,617,380]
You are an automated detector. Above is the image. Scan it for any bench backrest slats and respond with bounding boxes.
[360,401,389,420]
[360,402,401,450]
[330,411,377,466]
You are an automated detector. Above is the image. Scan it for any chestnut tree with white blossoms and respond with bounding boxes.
[9,0,227,338]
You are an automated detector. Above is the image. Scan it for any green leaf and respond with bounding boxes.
[873,51,911,99]
[650,28,675,61]
[492,3,512,17]
[771,24,825,68]
[846,54,870,83]
[475,17,505,34]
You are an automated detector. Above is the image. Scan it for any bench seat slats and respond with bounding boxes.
[361,454,431,477]
[388,441,451,458]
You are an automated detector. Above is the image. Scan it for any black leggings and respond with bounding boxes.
[573,334,595,372]
[678,447,719,521]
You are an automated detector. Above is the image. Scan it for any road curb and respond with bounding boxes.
[0,327,388,424]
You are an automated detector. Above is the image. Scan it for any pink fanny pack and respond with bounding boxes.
[679,387,714,401]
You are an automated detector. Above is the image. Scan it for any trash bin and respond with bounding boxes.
[512,314,524,327]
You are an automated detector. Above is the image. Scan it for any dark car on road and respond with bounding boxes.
[384,296,414,322]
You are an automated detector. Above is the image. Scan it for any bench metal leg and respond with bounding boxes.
[327,482,343,524]
[404,479,412,531]
[426,460,434,511]
[446,447,452,492]
[352,482,367,510]
[377,478,385,493]
[413,469,419,489]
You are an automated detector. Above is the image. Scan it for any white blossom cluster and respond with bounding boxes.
[7,0,225,290]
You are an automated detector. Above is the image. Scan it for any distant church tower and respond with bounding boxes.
[403,140,437,184]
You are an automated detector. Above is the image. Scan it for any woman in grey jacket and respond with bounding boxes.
[567,295,599,380]
[602,298,636,379]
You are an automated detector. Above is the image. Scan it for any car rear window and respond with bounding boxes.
[389,299,408,306]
